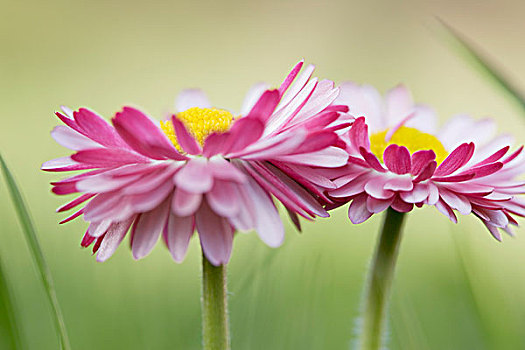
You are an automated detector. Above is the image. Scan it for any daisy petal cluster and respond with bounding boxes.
[42,61,352,265]
[329,83,525,240]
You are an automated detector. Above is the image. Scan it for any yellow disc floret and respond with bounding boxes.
[160,107,234,152]
[370,126,448,164]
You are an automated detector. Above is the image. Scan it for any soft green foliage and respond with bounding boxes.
[438,18,525,113]
[0,256,23,350]
[0,154,71,350]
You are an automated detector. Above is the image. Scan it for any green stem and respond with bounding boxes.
[358,208,406,350]
[201,253,230,350]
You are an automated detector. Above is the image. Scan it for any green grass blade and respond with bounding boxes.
[437,18,525,113]
[0,153,71,350]
[0,256,24,349]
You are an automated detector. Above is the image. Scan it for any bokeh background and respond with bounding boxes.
[1,0,525,349]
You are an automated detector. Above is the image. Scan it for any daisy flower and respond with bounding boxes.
[330,82,525,350]
[329,82,525,239]
[42,61,351,266]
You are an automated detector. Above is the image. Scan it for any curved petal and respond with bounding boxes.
[196,200,233,266]
[172,187,202,216]
[131,199,171,259]
[348,194,372,224]
[164,214,194,262]
[51,125,101,150]
[96,217,135,262]
[171,115,202,155]
[113,107,187,161]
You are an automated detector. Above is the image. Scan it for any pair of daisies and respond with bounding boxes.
[43,61,525,266]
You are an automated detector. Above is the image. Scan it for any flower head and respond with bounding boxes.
[43,61,352,265]
[329,83,525,240]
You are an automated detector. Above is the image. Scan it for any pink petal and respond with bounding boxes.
[121,165,179,195]
[228,185,256,232]
[468,162,503,179]
[348,194,373,224]
[413,161,437,182]
[384,145,411,174]
[131,199,170,259]
[171,116,202,155]
[265,78,317,135]
[173,158,213,193]
[384,176,413,191]
[399,183,429,203]
[289,131,337,155]
[473,146,509,167]
[427,183,440,205]
[127,181,174,214]
[278,60,304,96]
[206,180,241,218]
[241,161,326,218]
[275,147,348,168]
[59,209,84,224]
[201,133,230,157]
[360,148,387,172]
[55,111,81,134]
[366,196,393,214]
[96,217,135,262]
[434,199,458,223]
[172,187,202,216]
[434,143,475,176]
[73,108,127,148]
[196,201,233,266]
[113,107,187,161]
[432,173,475,182]
[76,173,142,193]
[207,157,247,183]
[57,193,95,212]
[483,221,502,241]
[348,117,370,151]
[88,219,112,238]
[71,148,150,167]
[277,63,314,109]
[411,150,436,176]
[242,178,285,247]
[222,117,265,154]
[364,176,395,199]
[230,129,306,159]
[289,80,339,126]
[439,189,471,215]
[51,125,100,151]
[245,89,280,121]
[391,196,413,213]
[83,193,123,222]
[81,231,95,247]
[164,214,194,262]
[41,156,96,172]
[330,174,369,198]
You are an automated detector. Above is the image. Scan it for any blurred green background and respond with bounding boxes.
[1,0,525,349]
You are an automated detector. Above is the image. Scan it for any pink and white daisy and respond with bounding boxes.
[42,61,351,265]
[328,83,525,239]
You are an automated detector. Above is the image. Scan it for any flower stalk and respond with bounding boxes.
[201,253,230,350]
[358,208,406,350]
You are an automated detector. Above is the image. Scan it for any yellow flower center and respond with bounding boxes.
[160,107,234,151]
[370,126,448,164]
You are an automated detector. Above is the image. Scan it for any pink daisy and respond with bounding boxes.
[328,83,525,240]
[42,61,352,265]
